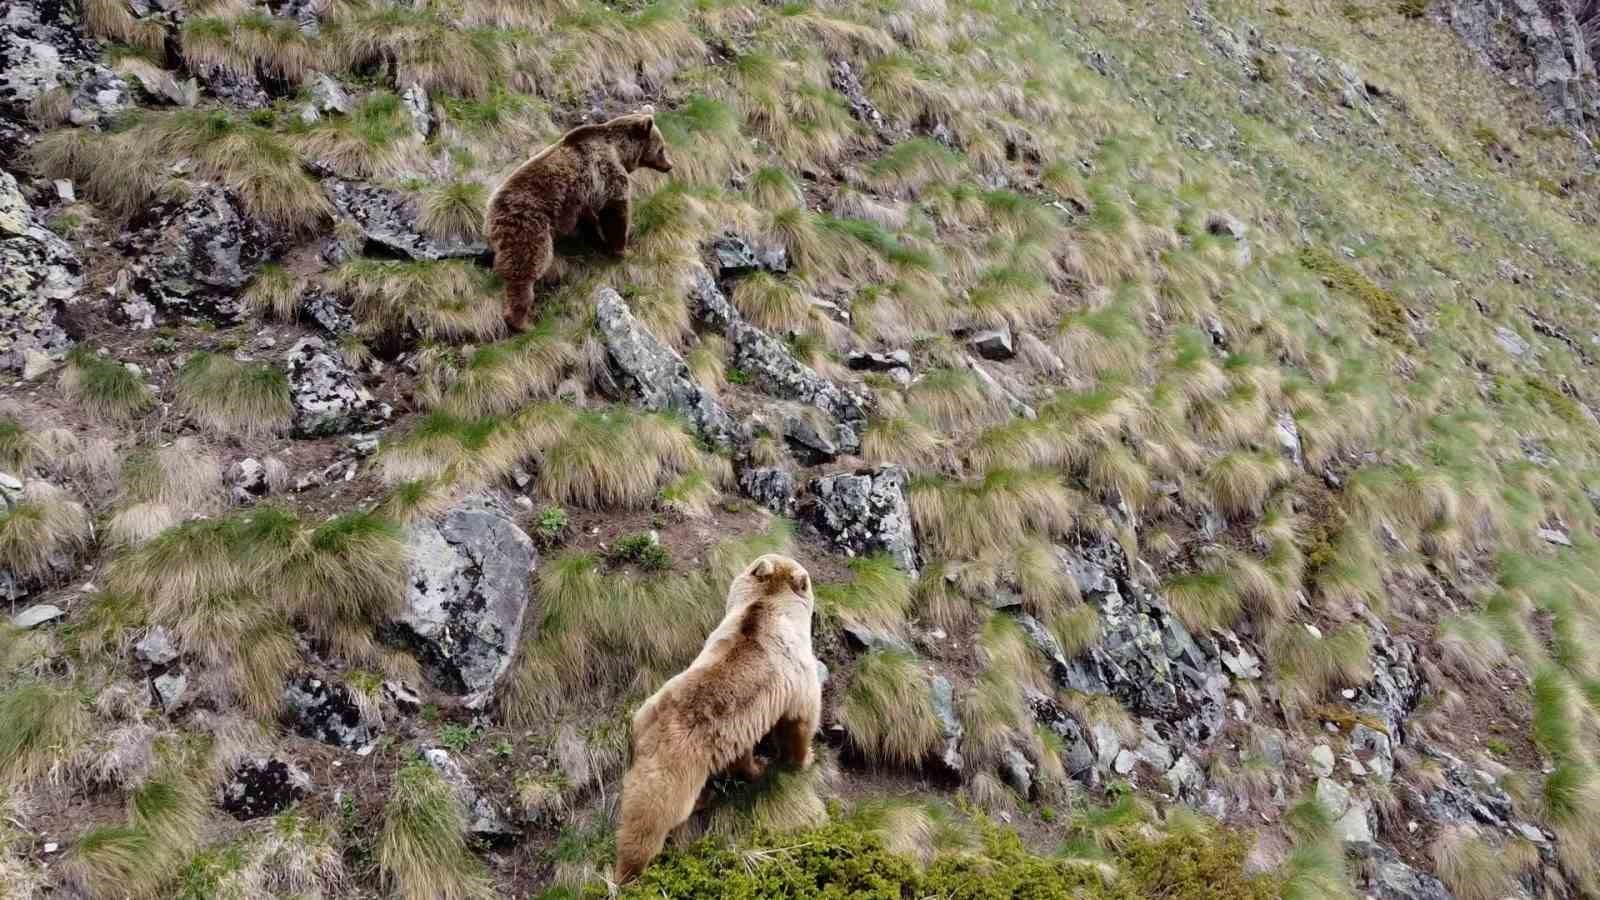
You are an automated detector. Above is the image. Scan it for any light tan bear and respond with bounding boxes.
[485,112,674,332]
[614,553,822,884]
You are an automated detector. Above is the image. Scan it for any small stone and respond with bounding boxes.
[1113,748,1138,775]
[1514,822,1547,843]
[43,842,58,853]
[1304,623,1323,639]
[1341,688,1357,699]
[1314,776,1351,818]
[22,350,54,380]
[1539,527,1573,547]
[152,671,188,711]
[1348,757,1368,777]
[135,626,179,667]
[514,496,534,512]
[969,328,1015,361]
[52,180,75,202]
[11,604,64,629]
[1309,744,1335,778]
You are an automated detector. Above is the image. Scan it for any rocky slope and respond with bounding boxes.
[4,0,1600,897]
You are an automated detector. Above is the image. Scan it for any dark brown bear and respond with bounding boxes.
[485,113,674,332]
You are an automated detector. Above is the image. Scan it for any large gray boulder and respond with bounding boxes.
[593,287,737,448]
[115,185,283,326]
[285,337,392,437]
[807,465,917,574]
[0,170,79,373]
[323,178,486,260]
[391,499,537,707]
[1350,843,1454,900]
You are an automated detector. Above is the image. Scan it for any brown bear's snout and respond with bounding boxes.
[650,152,675,174]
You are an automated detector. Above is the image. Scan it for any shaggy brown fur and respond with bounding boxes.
[614,553,822,884]
[485,112,674,331]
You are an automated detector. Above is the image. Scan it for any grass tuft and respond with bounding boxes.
[175,352,293,438]
[379,758,494,900]
[60,348,155,423]
[838,648,941,769]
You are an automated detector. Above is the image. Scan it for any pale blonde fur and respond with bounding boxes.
[614,553,822,883]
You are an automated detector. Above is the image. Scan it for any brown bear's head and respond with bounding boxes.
[632,114,674,174]
[739,553,813,607]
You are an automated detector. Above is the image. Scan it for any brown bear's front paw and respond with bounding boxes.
[504,314,530,334]
[735,756,768,781]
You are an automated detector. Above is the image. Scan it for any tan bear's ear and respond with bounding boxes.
[751,558,775,578]
[791,571,811,596]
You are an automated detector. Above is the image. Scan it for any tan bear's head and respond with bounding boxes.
[731,553,813,610]
[626,113,674,174]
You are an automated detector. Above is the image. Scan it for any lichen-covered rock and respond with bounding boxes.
[1025,687,1096,778]
[593,287,736,448]
[1051,539,1229,750]
[928,674,964,777]
[283,675,376,750]
[711,232,787,278]
[0,170,80,373]
[134,626,179,668]
[807,465,917,574]
[323,178,485,260]
[301,289,356,337]
[730,319,870,452]
[222,756,311,820]
[1353,612,1422,739]
[0,1,108,144]
[285,337,392,437]
[736,466,796,516]
[229,457,285,505]
[116,185,283,325]
[391,499,537,706]
[831,58,899,139]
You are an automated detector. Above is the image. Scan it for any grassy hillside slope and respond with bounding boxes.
[5,0,1600,897]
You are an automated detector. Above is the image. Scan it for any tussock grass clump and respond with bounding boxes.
[419,180,488,242]
[1271,624,1373,718]
[688,759,833,840]
[294,91,421,178]
[535,409,708,510]
[379,758,494,900]
[908,367,1012,432]
[0,414,38,473]
[1202,451,1290,521]
[326,3,506,98]
[106,439,224,548]
[69,774,210,899]
[909,469,1078,559]
[0,681,90,786]
[175,352,292,438]
[323,259,503,342]
[107,506,408,715]
[731,271,814,333]
[1430,824,1520,900]
[60,348,155,423]
[838,648,941,769]
[418,327,577,418]
[862,415,945,470]
[0,481,91,585]
[80,0,167,53]
[29,110,330,229]
[244,263,301,320]
[816,555,915,644]
[174,813,348,900]
[654,95,749,185]
[180,11,321,82]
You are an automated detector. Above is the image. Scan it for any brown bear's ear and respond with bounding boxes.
[751,558,775,578]
[637,115,654,137]
[791,571,811,596]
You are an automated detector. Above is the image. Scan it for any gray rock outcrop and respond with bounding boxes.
[115,185,283,325]
[283,675,377,749]
[593,287,737,448]
[424,748,518,843]
[1,170,80,372]
[807,465,918,574]
[323,178,485,260]
[1440,0,1600,137]
[285,337,392,437]
[391,499,537,706]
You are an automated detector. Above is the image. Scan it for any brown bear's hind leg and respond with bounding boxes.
[493,224,552,334]
[597,197,631,257]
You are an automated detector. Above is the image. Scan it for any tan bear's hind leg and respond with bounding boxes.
[615,761,703,884]
[776,715,817,770]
